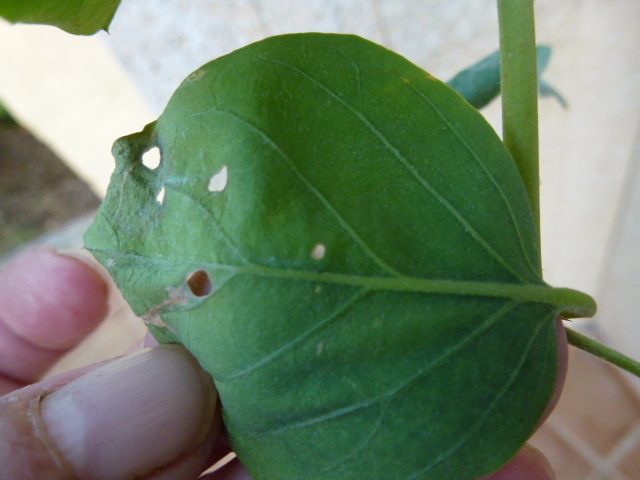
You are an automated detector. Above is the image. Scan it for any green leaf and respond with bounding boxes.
[539,79,569,109]
[446,49,502,109]
[447,45,565,109]
[536,45,553,74]
[85,33,595,480]
[0,0,122,35]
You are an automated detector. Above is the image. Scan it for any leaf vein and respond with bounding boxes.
[261,56,528,283]
[403,310,553,479]
[317,405,385,475]
[166,183,252,266]
[402,78,541,279]
[216,107,401,277]
[81,250,595,317]
[220,287,370,381]
[249,300,520,436]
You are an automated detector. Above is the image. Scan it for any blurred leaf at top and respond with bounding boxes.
[0,0,122,35]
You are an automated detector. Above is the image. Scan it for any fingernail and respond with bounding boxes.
[40,345,217,480]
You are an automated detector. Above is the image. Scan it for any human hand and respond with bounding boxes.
[0,247,562,480]
[0,247,231,479]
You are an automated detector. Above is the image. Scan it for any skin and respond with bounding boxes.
[0,247,562,479]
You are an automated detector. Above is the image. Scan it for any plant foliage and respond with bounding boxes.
[85,33,595,479]
[0,0,121,35]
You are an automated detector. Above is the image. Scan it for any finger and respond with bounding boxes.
[538,316,569,426]
[485,444,555,480]
[0,344,220,480]
[200,443,554,480]
[0,247,109,393]
[206,431,234,468]
[144,330,160,348]
[201,457,253,480]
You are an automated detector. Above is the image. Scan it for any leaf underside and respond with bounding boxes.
[85,33,587,480]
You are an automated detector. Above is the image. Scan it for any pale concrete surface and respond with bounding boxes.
[594,124,640,393]
[0,19,155,196]
[97,0,502,115]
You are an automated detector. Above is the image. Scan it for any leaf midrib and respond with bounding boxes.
[88,249,596,317]
[235,263,592,315]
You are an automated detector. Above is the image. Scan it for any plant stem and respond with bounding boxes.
[565,327,640,378]
[497,2,640,378]
[497,0,541,259]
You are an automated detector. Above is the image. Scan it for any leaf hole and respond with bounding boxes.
[311,243,326,260]
[208,165,228,192]
[156,186,166,204]
[142,146,162,170]
[187,269,214,297]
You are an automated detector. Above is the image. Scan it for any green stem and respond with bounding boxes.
[497,2,640,379]
[497,0,541,259]
[565,327,640,378]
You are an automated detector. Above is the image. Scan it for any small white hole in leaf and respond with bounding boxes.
[311,243,326,260]
[142,146,162,170]
[156,187,166,204]
[208,165,228,192]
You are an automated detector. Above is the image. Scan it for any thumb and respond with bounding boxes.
[0,344,219,480]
